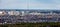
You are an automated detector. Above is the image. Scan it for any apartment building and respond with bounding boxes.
[0,9,60,23]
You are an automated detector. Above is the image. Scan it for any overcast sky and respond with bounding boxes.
[0,0,60,10]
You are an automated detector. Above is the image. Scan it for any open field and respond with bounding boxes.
[0,22,60,27]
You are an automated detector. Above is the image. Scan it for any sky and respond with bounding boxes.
[0,0,60,10]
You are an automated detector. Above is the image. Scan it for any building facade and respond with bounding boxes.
[0,9,60,24]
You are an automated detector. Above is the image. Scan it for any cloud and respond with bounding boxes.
[29,3,57,9]
[28,0,60,10]
[0,0,60,10]
[36,0,54,4]
[0,0,27,9]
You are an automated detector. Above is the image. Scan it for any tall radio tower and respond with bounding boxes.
[26,0,29,9]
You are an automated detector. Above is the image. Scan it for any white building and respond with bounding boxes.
[21,11,25,16]
[0,11,6,15]
[29,12,41,15]
[8,11,20,16]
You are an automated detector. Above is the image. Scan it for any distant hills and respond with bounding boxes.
[0,9,60,13]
